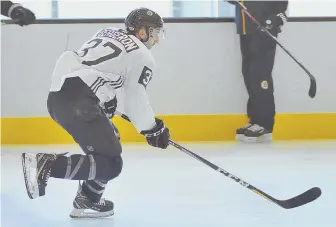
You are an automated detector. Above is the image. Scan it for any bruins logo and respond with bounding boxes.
[147,10,153,16]
[261,81,268,89]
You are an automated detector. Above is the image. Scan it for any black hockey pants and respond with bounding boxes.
[47,78,123,202]
[47,77,122,157]
[239,29,279,131]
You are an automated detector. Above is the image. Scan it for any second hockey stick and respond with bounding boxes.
[114,110,322,209]
[231,0,317,98]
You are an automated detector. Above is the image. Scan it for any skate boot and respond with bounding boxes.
[21,152,64,199]
[70,183,114,219]
[235,123,252,141]
[243,124,272,143]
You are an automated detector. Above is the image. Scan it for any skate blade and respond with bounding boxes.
[235,134,245,141]
[69,208,114,219]
[21,153,39,199]
[244,134,272,143]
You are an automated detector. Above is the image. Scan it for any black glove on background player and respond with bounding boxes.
[101,96,117,119]
[141,118,170,149]
[264,12,287,32]
[9,4,36,26]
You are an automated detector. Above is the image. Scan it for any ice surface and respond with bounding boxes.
[1,141,335,227]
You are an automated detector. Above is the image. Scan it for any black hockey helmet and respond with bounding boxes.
[125,7,165,48]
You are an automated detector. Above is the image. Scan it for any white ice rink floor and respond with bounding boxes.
[1,141,335,227]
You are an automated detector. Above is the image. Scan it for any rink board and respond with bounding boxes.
[1,113,336,144]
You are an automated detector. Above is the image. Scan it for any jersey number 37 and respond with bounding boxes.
[78,38,122,66]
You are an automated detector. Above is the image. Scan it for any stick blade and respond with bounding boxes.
[279,187,322,209]
[309,77,316,98]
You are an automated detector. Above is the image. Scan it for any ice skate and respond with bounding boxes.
[236,123,252,141]
[243,124,272,143]
[21,152,64,199]
[70,183,114,219]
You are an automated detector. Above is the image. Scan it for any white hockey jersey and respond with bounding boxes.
[50,27,157,133]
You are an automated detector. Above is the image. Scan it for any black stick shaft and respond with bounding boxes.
[167,139,278,203]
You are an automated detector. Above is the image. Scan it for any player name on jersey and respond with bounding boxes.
[96,29,140,53]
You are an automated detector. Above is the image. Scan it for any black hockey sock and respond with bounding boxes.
[81,180,107,203]
[50,154,96,180]
[50,154,123,181]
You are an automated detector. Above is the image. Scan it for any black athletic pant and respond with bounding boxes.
[47,77,123,202]
[239,29,278,131]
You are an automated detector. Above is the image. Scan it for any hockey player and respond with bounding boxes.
[1,0,35,26]
[21,7,170,218]
[227,1,288,142]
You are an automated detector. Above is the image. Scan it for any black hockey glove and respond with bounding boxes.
[264,12,287,32]
[9,4,36,26]
[101,96,117,119]
[141,118,170,149]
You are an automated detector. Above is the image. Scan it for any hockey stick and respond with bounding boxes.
[230,0,316,98]
[114,110,322,209]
